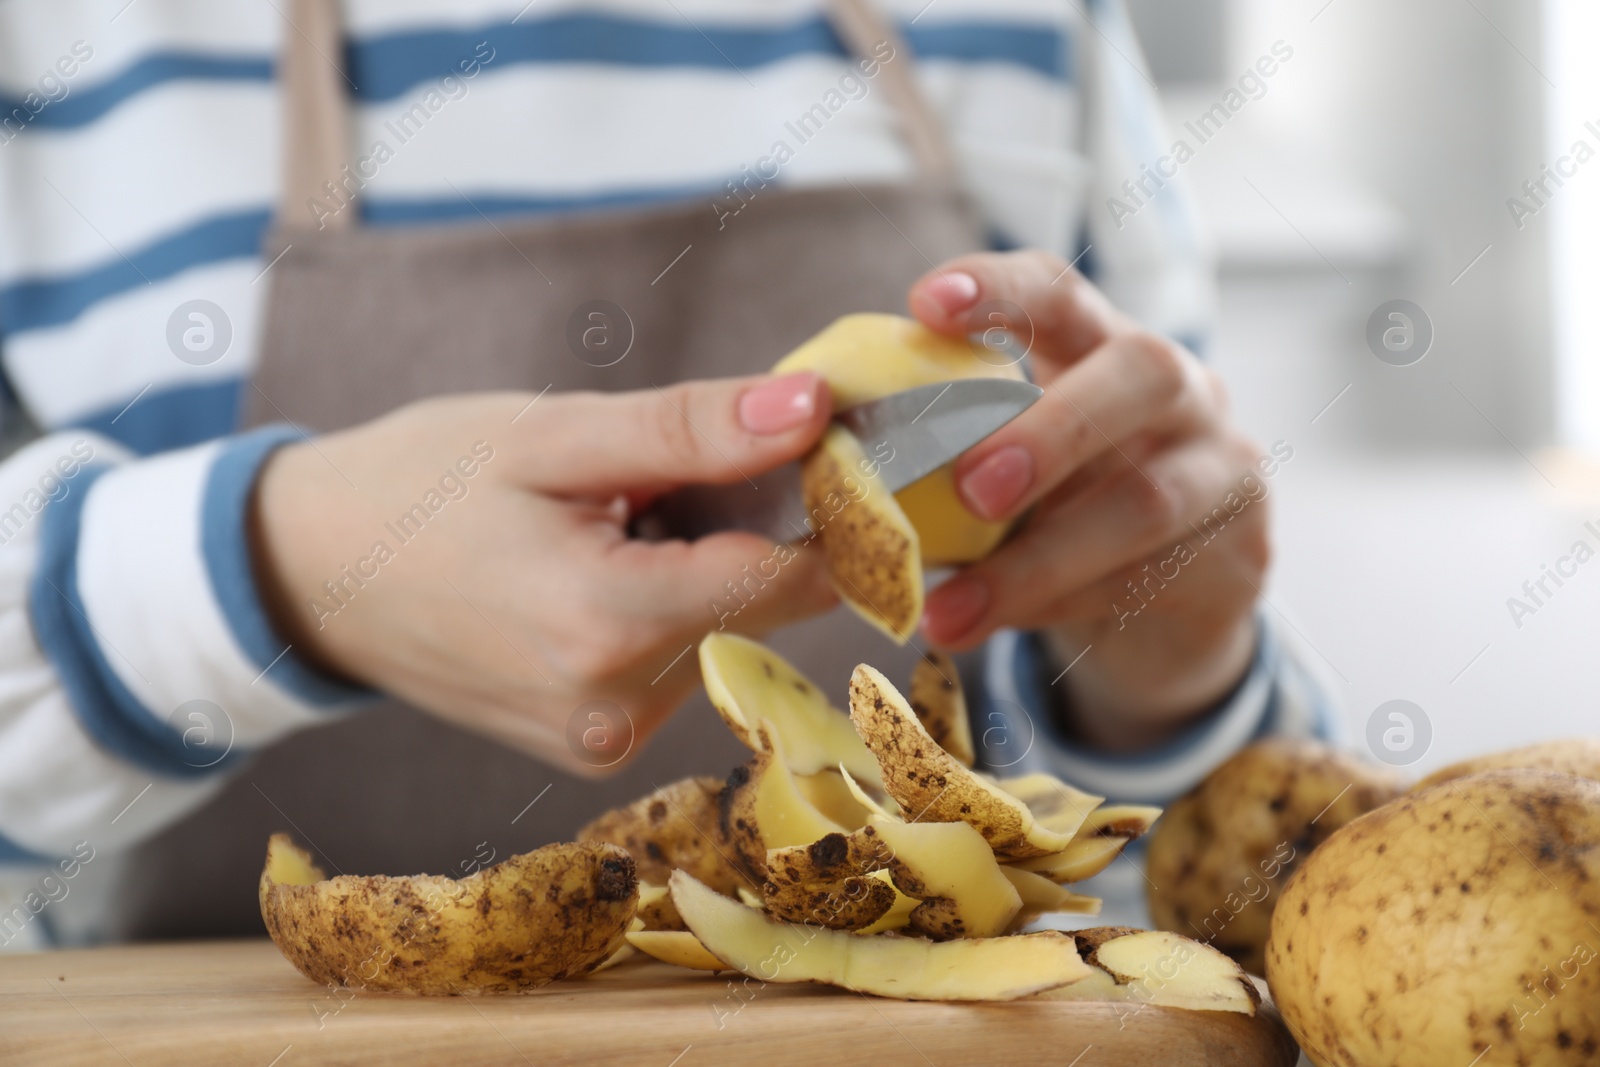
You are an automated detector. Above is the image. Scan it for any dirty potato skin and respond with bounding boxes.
[802,426,921,642]
[761,870,897,929]
[907,651,975,766]
[259,835,638,995]
[765,826,971,941]
[1266,770,1600,1067]
[1145,738,1403,975]
[1414,737,1600,791]
[849,665,1057,858]
[577,776,743,896]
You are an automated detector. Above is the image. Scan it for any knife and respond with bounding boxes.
[836,378,1044,494]
[635,378,1043,543]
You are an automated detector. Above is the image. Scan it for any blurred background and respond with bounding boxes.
[1126,0,1597,774]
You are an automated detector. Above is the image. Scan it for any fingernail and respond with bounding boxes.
[922,576,990,643]
[957,445,1034,520]
[916,272,979,319]
[739,373,820,435]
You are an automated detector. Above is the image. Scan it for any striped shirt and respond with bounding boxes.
[0,0,1321,946]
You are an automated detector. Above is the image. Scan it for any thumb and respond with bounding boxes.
[512,373,831,497]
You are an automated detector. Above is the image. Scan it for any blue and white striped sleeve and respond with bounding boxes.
[978,615,1336,807]
[0,427,374,868]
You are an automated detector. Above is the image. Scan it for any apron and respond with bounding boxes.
[103,0,986,939]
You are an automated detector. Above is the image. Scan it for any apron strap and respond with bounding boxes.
[273,0,958,231]
[278,0,354,232]
[825,0,958,180]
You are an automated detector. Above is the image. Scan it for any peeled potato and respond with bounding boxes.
[848,664,1077,858]
[1414,736,1600,790]
[1267,769,1600,1065]
[577,775,743,898]
[670,870,1092,1001]
[259,834,637,995]
[774,312,1026,566]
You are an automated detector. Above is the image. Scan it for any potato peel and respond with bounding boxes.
[670,870,1092,1001]
[802,425,921,643]
[848,664,1075,858]
[907,651,975,766]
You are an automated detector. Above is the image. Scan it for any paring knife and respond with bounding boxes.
[635,378,1044,543]
[836,378,1044,493]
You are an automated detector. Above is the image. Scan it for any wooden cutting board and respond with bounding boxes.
[0,940,1300,1066]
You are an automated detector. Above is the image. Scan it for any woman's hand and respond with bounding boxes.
[909,252,1270,751]
[249,374,837,775]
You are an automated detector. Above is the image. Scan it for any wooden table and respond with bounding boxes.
[0,940,1301,1066]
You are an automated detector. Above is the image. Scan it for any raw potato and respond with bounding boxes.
[1266,769,1600,1066]
[1414,737,1600,790]
[1145,738,1402,975]
[764,816,1025,940]
[577,775,743,898]
[1035,927,1259,1015]
[626,929,728,972]
[802,424,922,641]
[774,313,1027,565]
[907,651,975,765]
[699,632,882,786]
[259,834,637,995]
[849,664,1076,858]
[670,870,1093,1001]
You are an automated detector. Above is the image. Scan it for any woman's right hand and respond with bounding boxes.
[248,374,837,775]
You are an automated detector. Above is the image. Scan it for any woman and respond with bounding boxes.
[0,0,1327,944]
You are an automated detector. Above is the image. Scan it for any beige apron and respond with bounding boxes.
[104,0,986,939]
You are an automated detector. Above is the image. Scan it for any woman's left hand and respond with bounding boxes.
[908,251,1278,751]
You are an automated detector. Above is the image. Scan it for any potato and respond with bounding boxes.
[1145,738,1403,975]
[774,313,1026,566]
[576,775,743,897]
[848,663,1081,858]
[259,834,637,994]
[669,870,1092,1001]
[1415,737,1600,791]
[1266,769,1600,1066]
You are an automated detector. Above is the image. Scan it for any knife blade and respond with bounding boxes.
[836,378,1043,493]
[632,377,1042,543]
